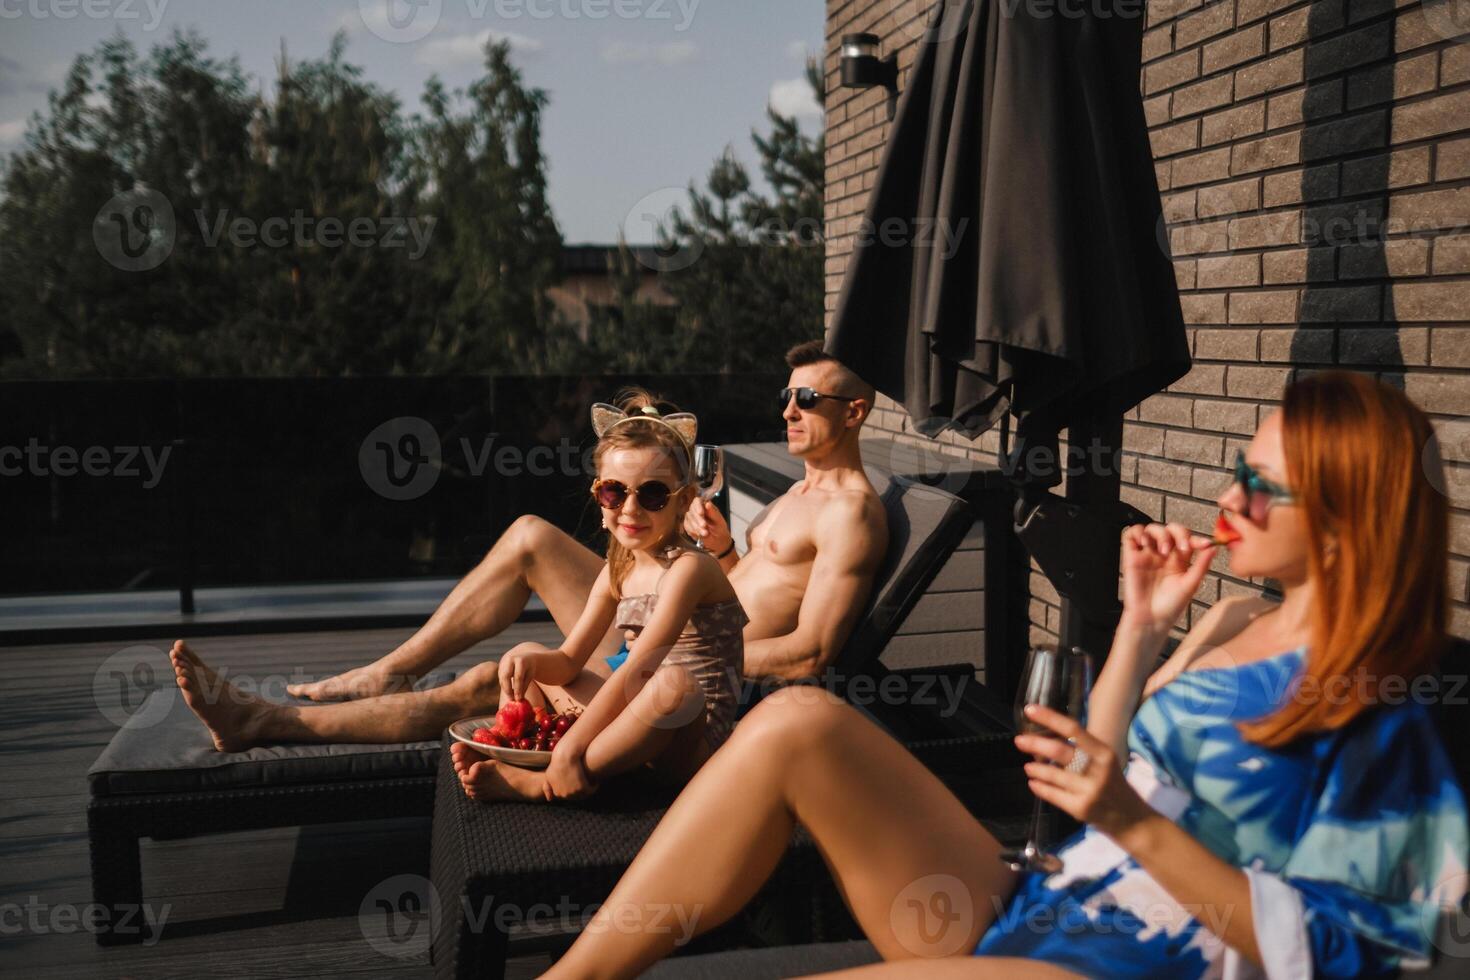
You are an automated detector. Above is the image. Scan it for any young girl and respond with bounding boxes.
[542,370,1469,978]
[448,390,748,803]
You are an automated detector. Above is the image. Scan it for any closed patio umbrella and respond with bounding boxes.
[827,0,1190,677]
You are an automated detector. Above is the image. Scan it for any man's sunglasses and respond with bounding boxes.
[591,479,680,513]
[1231,450,1296,518]
[779,387,857,411]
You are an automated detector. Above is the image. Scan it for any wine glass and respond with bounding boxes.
[691,445,726,551]
[998,644,1094,873]
[693,445,724,502]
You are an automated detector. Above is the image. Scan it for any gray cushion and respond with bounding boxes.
[88,684,446,797]
[838,471,971,673]
[641,941,880,979]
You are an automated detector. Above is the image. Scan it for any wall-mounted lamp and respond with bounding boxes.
[840,33,899,118]
[841,34,898,92]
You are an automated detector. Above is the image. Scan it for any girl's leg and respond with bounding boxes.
[454,663,708,800]
[544,686,1019,980]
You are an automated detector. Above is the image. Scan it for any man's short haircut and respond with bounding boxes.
[785,340,877,405]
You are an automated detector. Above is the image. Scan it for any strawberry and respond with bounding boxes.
[1213,514,1242,544]
[472,727,496,745]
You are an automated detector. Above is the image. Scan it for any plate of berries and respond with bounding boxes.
[448,698,581,769]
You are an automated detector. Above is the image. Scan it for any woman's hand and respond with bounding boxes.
[543,740,596,801]
[1015,705,1153,842]
[497,648,536,702]
[684,499,732,555]
[1119,522,1217,636]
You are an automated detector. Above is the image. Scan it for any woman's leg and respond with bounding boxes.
[544,686,1019,980]
[813,958,1080,978]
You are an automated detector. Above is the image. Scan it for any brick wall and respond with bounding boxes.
[825,0,1470,647]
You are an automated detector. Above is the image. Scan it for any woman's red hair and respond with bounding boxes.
[1242,370,1449,748]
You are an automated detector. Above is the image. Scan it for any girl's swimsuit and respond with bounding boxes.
[606,547,748,751]
[976,646,1469,978]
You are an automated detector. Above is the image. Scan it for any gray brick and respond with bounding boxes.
[1227,365,1294,399]
[1164,429,1225,465]
[1340,327,1426,366]
[1169,363,1229,395]
[1404,374,1470,415]
[1261,327,1335,362]
[1195,327,1261,359]
[1299,284,1383,322]
[1194,398,1261,434]
[1193,465,1235,498]
[1139,457,1194,493]
[1337,240,1430,279]
[1432,329,1470,369]
[1138,394,1195,426]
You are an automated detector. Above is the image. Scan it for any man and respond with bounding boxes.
[170,341,888,750]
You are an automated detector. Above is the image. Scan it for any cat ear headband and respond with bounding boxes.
[590,403,698,454]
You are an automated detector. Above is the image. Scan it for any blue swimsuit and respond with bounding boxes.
[975,647,1469,977]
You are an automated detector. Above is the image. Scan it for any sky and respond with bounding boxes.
[0,0,826,242]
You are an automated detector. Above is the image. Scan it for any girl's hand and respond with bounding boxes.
[1015,705,1153,842]
[543,740,596,801]
[497,648,536,702]
[1119,522,1216,636]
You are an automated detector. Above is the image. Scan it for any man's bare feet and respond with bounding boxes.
[449,743,547,802]
[170,640,273,753]
[287,663,414,702]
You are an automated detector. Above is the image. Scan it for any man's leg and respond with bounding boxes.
[288,516,611,701]
[173,641,503,750]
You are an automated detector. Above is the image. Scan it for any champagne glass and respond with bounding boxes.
[998,644,1094,873]
[691,445,725,551]
[693,445,724,501]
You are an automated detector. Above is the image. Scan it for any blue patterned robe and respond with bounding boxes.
[975,647,1469,978]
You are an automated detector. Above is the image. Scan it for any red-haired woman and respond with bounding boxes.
[544,371,1469,979]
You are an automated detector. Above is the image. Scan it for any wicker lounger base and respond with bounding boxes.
[87,776,434,946]
[86,686,446,946]
[428,728,1024,980]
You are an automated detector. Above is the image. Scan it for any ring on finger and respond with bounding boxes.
[1066,746,1091,774]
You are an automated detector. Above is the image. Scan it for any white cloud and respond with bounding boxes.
[769,77,822,121]
[0,120,26,144]
[415,29,544,65]
[785,40,810,62]
[600,40,699,67]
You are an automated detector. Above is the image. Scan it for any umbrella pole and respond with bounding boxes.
[1056,412,1125,663]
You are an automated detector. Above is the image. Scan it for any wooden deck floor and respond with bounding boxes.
[0,623,563,978]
